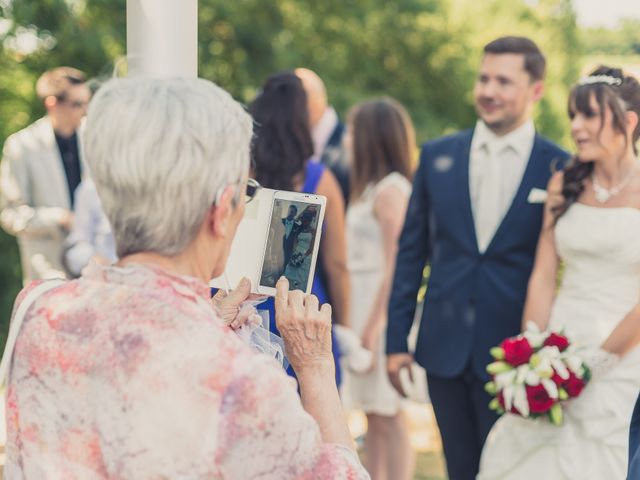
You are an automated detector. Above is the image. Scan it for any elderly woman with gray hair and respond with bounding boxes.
[4,77,368,479]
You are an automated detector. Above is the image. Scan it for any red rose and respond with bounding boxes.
[526,384,555,413]
[501,337,533,366]
[564,371,586,397]
[544,333,570,352]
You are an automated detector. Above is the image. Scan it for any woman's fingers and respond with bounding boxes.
[304,294,319,318]
[288,289,305,313]
[230,304,253,329]
[275,277,290,321]
[319,302,332,323]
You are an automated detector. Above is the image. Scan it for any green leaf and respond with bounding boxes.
[484,381,497,395]
[529,353,540,368]
[487,361,512,375]
[558,388,569,401]
[549,404,563,426]
[490,347,505,360]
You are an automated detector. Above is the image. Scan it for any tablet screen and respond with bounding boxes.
[259,198,321,290]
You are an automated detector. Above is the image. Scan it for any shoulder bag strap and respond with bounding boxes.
[0,279,65,388]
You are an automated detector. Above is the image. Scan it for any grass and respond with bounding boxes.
[415,451,447,480]
[349,401,448,479]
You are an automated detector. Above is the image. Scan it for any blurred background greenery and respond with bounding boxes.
[0,0,638,349]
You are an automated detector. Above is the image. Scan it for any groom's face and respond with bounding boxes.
[473,53,543,136]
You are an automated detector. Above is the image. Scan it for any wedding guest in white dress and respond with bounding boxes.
[479,66,640,479]
[345,98,416,480]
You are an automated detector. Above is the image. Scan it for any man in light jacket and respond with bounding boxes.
[1,67,90,282]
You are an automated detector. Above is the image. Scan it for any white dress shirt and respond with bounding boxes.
[469,120,535,252]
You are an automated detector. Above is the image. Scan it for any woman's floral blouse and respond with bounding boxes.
[6,264,368,479]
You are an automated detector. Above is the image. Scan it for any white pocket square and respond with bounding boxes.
[527,188,548,204]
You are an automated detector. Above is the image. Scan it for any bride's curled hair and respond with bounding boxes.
[553,66,640,220]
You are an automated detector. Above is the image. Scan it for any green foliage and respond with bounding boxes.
[581,19,640,57]
[0,0,580,345]
[198,0,476,139]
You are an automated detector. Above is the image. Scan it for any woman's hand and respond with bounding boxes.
[274,277,334,374]
[212,277,264,330]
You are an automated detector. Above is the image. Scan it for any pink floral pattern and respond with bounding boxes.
[6,264,368,479]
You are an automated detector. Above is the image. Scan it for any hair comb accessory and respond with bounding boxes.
[578,75,622,87]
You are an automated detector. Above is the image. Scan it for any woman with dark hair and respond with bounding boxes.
[345,97,416,480]
[479,66,640,479]
[250,71,350,385]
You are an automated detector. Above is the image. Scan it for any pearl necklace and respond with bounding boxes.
[592,162,639,204]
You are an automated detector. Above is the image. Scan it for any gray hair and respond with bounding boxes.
[83,77,252,257]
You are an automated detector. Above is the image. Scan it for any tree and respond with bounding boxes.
[581,19,640,57]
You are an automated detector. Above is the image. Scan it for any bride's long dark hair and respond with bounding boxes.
[553,66,640,220]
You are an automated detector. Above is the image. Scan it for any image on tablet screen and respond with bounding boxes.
[259,198,320,290]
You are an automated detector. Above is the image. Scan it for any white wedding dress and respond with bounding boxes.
[478,203,640,480]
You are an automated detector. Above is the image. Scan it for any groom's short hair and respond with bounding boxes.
[483,36,546,82]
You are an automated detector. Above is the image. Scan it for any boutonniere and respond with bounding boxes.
[527,188,548,204]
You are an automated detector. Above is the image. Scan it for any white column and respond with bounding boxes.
[126,0,198,78]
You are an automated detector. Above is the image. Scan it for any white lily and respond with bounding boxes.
[522,322,547,349]
[550,358,570,380]
[524,369,541,386]
[503,384,515,412]
[494,369,517,390]
[533,346,561,378]
[541,378,559,399]
[512,384,530,417]
[564,355,585,378]
[515,364,531,385]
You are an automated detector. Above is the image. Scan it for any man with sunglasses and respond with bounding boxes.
[1,67,90,282]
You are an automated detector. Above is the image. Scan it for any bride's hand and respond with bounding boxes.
[586,347,619,379]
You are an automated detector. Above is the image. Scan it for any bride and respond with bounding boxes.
[478,66,640,479]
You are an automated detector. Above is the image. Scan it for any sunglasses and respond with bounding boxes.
[58,97,89,109]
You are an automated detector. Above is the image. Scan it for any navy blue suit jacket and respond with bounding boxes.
[320,121,350,203]
[386,128,569,380]
[629,398,640,478]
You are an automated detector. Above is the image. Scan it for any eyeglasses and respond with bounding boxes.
[245,178,261,204]
[58,97,89,110]
[215,177,261,207]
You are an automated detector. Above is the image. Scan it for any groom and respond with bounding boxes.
[386,36,569,480]
[282,204,300,269]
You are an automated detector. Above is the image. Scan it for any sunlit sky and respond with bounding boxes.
[573,0,640,27]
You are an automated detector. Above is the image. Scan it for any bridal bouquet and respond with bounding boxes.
[485,323,591,425]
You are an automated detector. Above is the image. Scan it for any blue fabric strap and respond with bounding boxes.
[302,161,325,194]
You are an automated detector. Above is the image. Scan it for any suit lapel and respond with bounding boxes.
[456,130,479,252]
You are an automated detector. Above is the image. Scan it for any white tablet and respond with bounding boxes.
[210,188,326,296]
